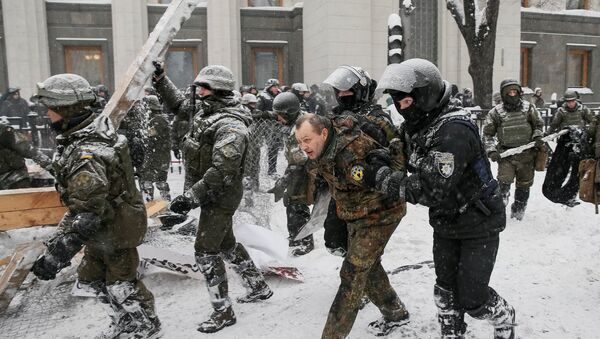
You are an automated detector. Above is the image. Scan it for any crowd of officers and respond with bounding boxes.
[0,56,598,339]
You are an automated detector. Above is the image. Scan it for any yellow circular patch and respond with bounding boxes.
[351,165,364,182]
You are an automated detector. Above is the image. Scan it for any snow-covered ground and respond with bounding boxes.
[1,159,599,339]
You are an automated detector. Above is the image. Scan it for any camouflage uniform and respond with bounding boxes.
[140,95,172,201]
[155,64,272,333]
[0,120,51,189]
[118,101,147,172]
[307,118,408,339]
[30,73,160,339]
[0,88,30,119]
[546,101,597,136]
[483,80,543,219]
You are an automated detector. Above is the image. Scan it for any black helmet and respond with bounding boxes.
[377,58,446,112]
[323,65,373,111]
[272,92,300,124]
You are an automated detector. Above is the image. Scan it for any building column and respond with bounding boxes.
[207,0,242,86]
[1,0,50,99]
[112,0,148,85]
[302,0,399,86]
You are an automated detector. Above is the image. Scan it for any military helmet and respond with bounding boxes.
[96,84,109,94]
[377,58,445,112]
[194,65,235,92]
[324,65,373,110]
[292,83,309,92]
[500,79,522,96]
[273,92,300,123]
[563,89,578,101]
[264,78,280,90]
[144,95,162,110]
[7,87,20,94]
[35,74,96,111]
[241,93,258,105]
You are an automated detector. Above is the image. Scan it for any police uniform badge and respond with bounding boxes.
[351,165,364,182]
[434,152,454,178]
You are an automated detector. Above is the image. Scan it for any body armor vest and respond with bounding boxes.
[561,107,586,128]
[496,101,532,148]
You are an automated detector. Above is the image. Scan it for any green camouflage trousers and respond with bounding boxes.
[497,149,536,188]
[321,218,408,339]
[77,245,155,306]
[194,205,237,254]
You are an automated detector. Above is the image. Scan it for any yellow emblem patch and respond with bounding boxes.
[71,171,94,190]
[351,165,364,182]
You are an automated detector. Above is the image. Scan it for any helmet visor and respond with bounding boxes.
[376,64,418,95]
[323,67,360,91]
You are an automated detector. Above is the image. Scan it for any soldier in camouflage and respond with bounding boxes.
[320,65,401,257]
[542,89,597,206]
[365,59,515,339]
[268,92,314,256]
[153,63,273,333]
[291,82,311,112]
[118,99,147,173]
[0,87,30,119]
[483,79,544,220]
[0,116,52,189]
[295,113,409,338]
[30,74,161,339]
[140,95,172,201]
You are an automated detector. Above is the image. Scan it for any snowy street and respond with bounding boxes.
[1,162,599,339]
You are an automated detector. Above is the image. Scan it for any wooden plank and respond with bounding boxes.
[0,242,45,311]
[145,200,168,217]
[102,0,202,128]
[0,256,10,266]
[0,207,67,231]
[0,187,63,213]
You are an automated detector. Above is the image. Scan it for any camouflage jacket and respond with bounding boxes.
[331,104,400,147]
[307,117,406,225]
[546,102,597,136]
[0,98,29,119]
[0,124,51,189]
[182,96,253,210]
[483,100,543,153]
[153,75,197,150]
[52,114,147,249]
[141,109,172,180]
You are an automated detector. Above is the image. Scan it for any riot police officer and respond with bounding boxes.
[366,59,515,339]
[31,74,161,338]
[257,78,283,175]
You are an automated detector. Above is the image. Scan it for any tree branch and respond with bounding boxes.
[446,0,468,38]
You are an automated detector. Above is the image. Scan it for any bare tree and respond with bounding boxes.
[446,0,500,109]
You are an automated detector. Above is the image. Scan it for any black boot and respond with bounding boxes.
[468,288,516,339]
[510,187,530,221]
[225,243,273,303]
[196,253,236,333]
[367,299,410,336]
[434,285,467,339]
[499,183,511,207]
[291,235,314,257]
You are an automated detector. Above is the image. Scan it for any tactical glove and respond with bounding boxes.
[31,255,60,280]
[72,213,102,240]
[169,193,194,215]
[363,149,392,188]
[152,61,165,81]
[267,177,287,202]
[488,151,500,162]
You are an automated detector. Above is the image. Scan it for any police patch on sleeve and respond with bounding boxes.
[434,152,454,178]
[351,165,364,182]
[70,171,96,190]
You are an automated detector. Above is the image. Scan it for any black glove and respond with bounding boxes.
[170,194,194,215]
[31,255,60,280]
[152,61,165,80]
[534,136,544,148]
[71,213,102,240]
[363,149,392,188]
[267,177,287,202]
[488,151,500,162]
[173,149,181,160]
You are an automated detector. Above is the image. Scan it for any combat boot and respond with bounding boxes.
[510,187,530,221]
[225,243,273,303]
[434,285,467,339]
[197,306,236,333]
[367,303,410,336]
[499,183,511,207]
[468,288,516,339]
[291,235,314,257]
[156,182,171,201]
